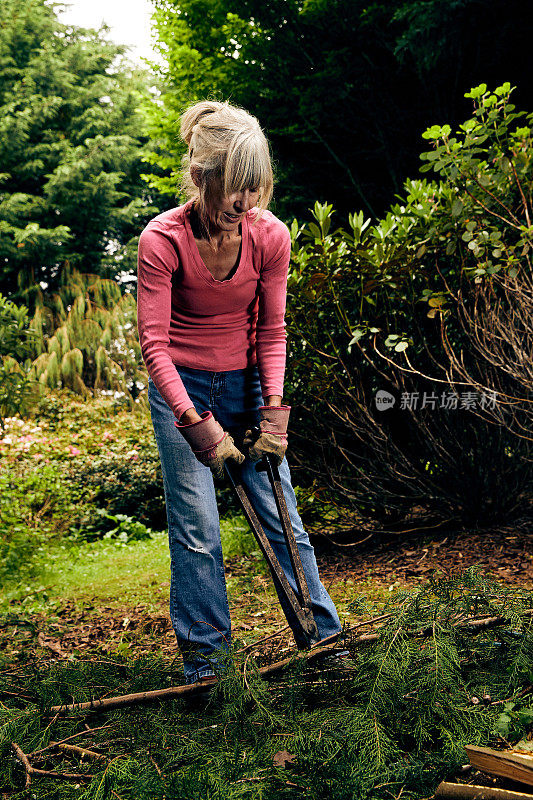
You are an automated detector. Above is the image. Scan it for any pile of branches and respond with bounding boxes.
[1,569,532,799]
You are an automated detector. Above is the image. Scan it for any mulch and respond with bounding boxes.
[1,522,531,668]
[312,520,533,589]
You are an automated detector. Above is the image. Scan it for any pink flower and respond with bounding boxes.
[102,431,115,441]
[68,445,81,456]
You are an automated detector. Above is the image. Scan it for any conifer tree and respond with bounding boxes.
[0,0,160,300]
[145,0,533,220]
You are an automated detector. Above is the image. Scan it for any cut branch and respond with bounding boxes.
[48,612,531,716]
[29,724,112,758]
[11,741,92,787]
[57,742,108,762]
[434,782,533,799]
[465,745,533,788]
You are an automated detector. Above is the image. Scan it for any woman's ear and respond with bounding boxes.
[190,165,202,187]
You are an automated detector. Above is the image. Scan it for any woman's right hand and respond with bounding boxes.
[175,410,244,479]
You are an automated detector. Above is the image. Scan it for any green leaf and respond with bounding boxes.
[465,84,487,100]
[494,713,511,736]
[290,219,300,240]
[451,199,463,217]
[348,330,365,346]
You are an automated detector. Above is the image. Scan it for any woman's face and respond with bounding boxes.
[203,184,261,232]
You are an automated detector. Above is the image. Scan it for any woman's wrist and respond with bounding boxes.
[178,407,203,425]
[264,395,283,407]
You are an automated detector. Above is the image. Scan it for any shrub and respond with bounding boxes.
[69,450,166,530]
[285,83,532,529]
[0,461,88,586]
[68,508,154,544]
[0,294,39,426]
[29,263,148,404]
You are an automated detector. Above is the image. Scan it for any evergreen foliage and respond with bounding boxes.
[1,570,532,798]
[29,263,147,402]
[145,0,533,219]
[0,0,160,299]
[0,293,38,425]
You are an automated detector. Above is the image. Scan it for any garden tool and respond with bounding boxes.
[225,447,321,649]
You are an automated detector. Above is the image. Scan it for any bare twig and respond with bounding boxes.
[26,768,92,782]
[29,724,112,758]
[236,625,290,654]
[0,690,33,700]
[57,743,107,762]
[11,741,92,786]
[11,742,32,789]
[490,685,532,706]
[49,678,216,714]
[149,753,163,777]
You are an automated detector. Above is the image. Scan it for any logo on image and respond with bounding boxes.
[375,390,396,411]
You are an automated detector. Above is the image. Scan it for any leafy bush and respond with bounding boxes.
[69,509,154,544]
[69,448,166,529]
[285,83,532,528]
[29,264,148,403]
[0,461,88,586]
[0,294,39,425]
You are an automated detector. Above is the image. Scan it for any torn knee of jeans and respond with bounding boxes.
[183,542,209,554]
[169,529,213,554]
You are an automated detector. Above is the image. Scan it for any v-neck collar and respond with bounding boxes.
[183,200,250,287]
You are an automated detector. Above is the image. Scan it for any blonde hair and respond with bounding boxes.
[179,100,274,225]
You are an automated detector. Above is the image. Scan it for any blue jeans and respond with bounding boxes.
[148,365,341,683]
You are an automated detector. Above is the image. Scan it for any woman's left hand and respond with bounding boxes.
[244,405,290,466]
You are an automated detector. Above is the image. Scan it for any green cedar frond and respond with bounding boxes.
[1,571,531,799]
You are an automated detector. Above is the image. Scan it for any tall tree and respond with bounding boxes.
[145,0,533,221]
[0,0,160,300]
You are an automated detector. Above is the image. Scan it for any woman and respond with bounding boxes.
[137,100,341,684]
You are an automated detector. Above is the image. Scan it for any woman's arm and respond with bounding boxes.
[137,224,199,421]
[255,222,292,402]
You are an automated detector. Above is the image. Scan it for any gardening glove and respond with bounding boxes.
[175,411,245,479]
[243,405,290,466]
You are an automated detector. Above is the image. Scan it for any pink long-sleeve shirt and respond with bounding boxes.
[137,200,291,419]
